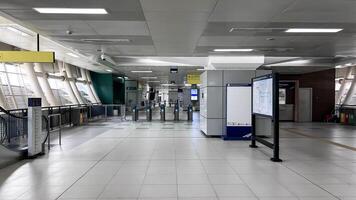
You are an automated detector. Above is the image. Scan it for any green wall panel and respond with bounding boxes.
[90,72,113,104]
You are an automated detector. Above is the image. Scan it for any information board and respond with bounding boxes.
[253,77,273,116]
[226,86,251,126]
[191,89,198,101]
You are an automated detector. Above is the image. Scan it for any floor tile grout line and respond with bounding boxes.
[281,162,343,200]
[226,157,262,200]
[54,131,127,200]
[282,128,356,151]
[197,148,220,199]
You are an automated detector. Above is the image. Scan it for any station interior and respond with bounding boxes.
[0,1,356,200]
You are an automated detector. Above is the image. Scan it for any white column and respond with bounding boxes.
[22,63,49,107]
[64,63,84,104]
[86,70,101,103]
[80,68,97,103]
[34,63,59,106]
[344,67,356,105]
[0,87,9,109]
[57,61,79,104]
[336,66,353,105]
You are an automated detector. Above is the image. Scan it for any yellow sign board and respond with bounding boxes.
[0,51,55,63]
[187,74,201,84]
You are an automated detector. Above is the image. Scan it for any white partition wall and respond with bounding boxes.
[200,70,271,136]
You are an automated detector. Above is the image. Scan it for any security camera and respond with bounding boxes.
[66,30,73,35]
[100,54,106,61]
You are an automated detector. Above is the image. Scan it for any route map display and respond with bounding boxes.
[253,77,273,116]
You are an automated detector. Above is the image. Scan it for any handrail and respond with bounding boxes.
[0,105,27,119]
[41,115,49,154]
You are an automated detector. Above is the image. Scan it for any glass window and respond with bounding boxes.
[279,88,286,104]
[48,78,74,105]
[0,63,34,109]
[76,82,91,103]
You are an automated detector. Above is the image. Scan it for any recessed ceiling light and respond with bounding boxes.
[285,28,343,33]
[6,27,30,37]
[142,77,157,79]
[66,52,79,58]
[213,49,254,52]
[33,8,108,14]
[105,69,112,72]
[131,71,153,73]
[81,38,130,43]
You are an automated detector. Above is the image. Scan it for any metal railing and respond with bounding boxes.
[0,103,125,153]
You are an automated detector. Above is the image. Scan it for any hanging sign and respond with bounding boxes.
[0,51,55,63]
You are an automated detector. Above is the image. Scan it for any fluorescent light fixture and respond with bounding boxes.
[131,70,153,73]
[213,49,254,52]
[7,27,30,36]
[81,38,130,42]
[141,77,157,79]
[66,52,79,58]
[139,59,168,64]
[105,69,112,72]
[286,28,343,33]
[34,8,108,14]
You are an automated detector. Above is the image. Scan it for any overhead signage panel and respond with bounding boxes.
[187,74,200,84]
[0,51,55,63]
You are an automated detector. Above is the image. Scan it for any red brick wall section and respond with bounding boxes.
[280,69,335,122]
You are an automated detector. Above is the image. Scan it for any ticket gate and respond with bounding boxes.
[160,105,166,121]
[174,104,179,121]
[187,105,193,121]
[132,106,139,121]
[146,106,152,121]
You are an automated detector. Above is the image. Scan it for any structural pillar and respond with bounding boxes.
[22,63,49,107]
[35,63,59,106]
[64,63,84,104]
[80,68,97,103]
[57,61,79,104]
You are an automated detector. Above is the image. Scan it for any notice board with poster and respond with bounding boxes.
[224,84,252,140]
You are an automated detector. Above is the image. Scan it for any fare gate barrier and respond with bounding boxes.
[132,106,139,121]
[174,104,179,121]
[146,106,152,121]
[187,105,193,121]
[160,105,166,121]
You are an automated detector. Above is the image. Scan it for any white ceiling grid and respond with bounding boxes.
[1,0,356,76]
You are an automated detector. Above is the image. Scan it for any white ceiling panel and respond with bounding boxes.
[140,0,217,12]
[86,21,149,35]
[27,20,97,35]
[274,0,356,23]
[209,0,296,22]
[106,45,156,56]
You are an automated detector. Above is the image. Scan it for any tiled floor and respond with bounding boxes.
[0,115,356,200]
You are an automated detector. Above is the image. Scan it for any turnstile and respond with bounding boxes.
[160,105,166,121]
[132,106,139,121]
[187,105,193,121]
[174,104,179,121]
[146,106,152,121]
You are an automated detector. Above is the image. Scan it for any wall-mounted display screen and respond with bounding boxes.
[191,89,198,101]
[253,77,273,116]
